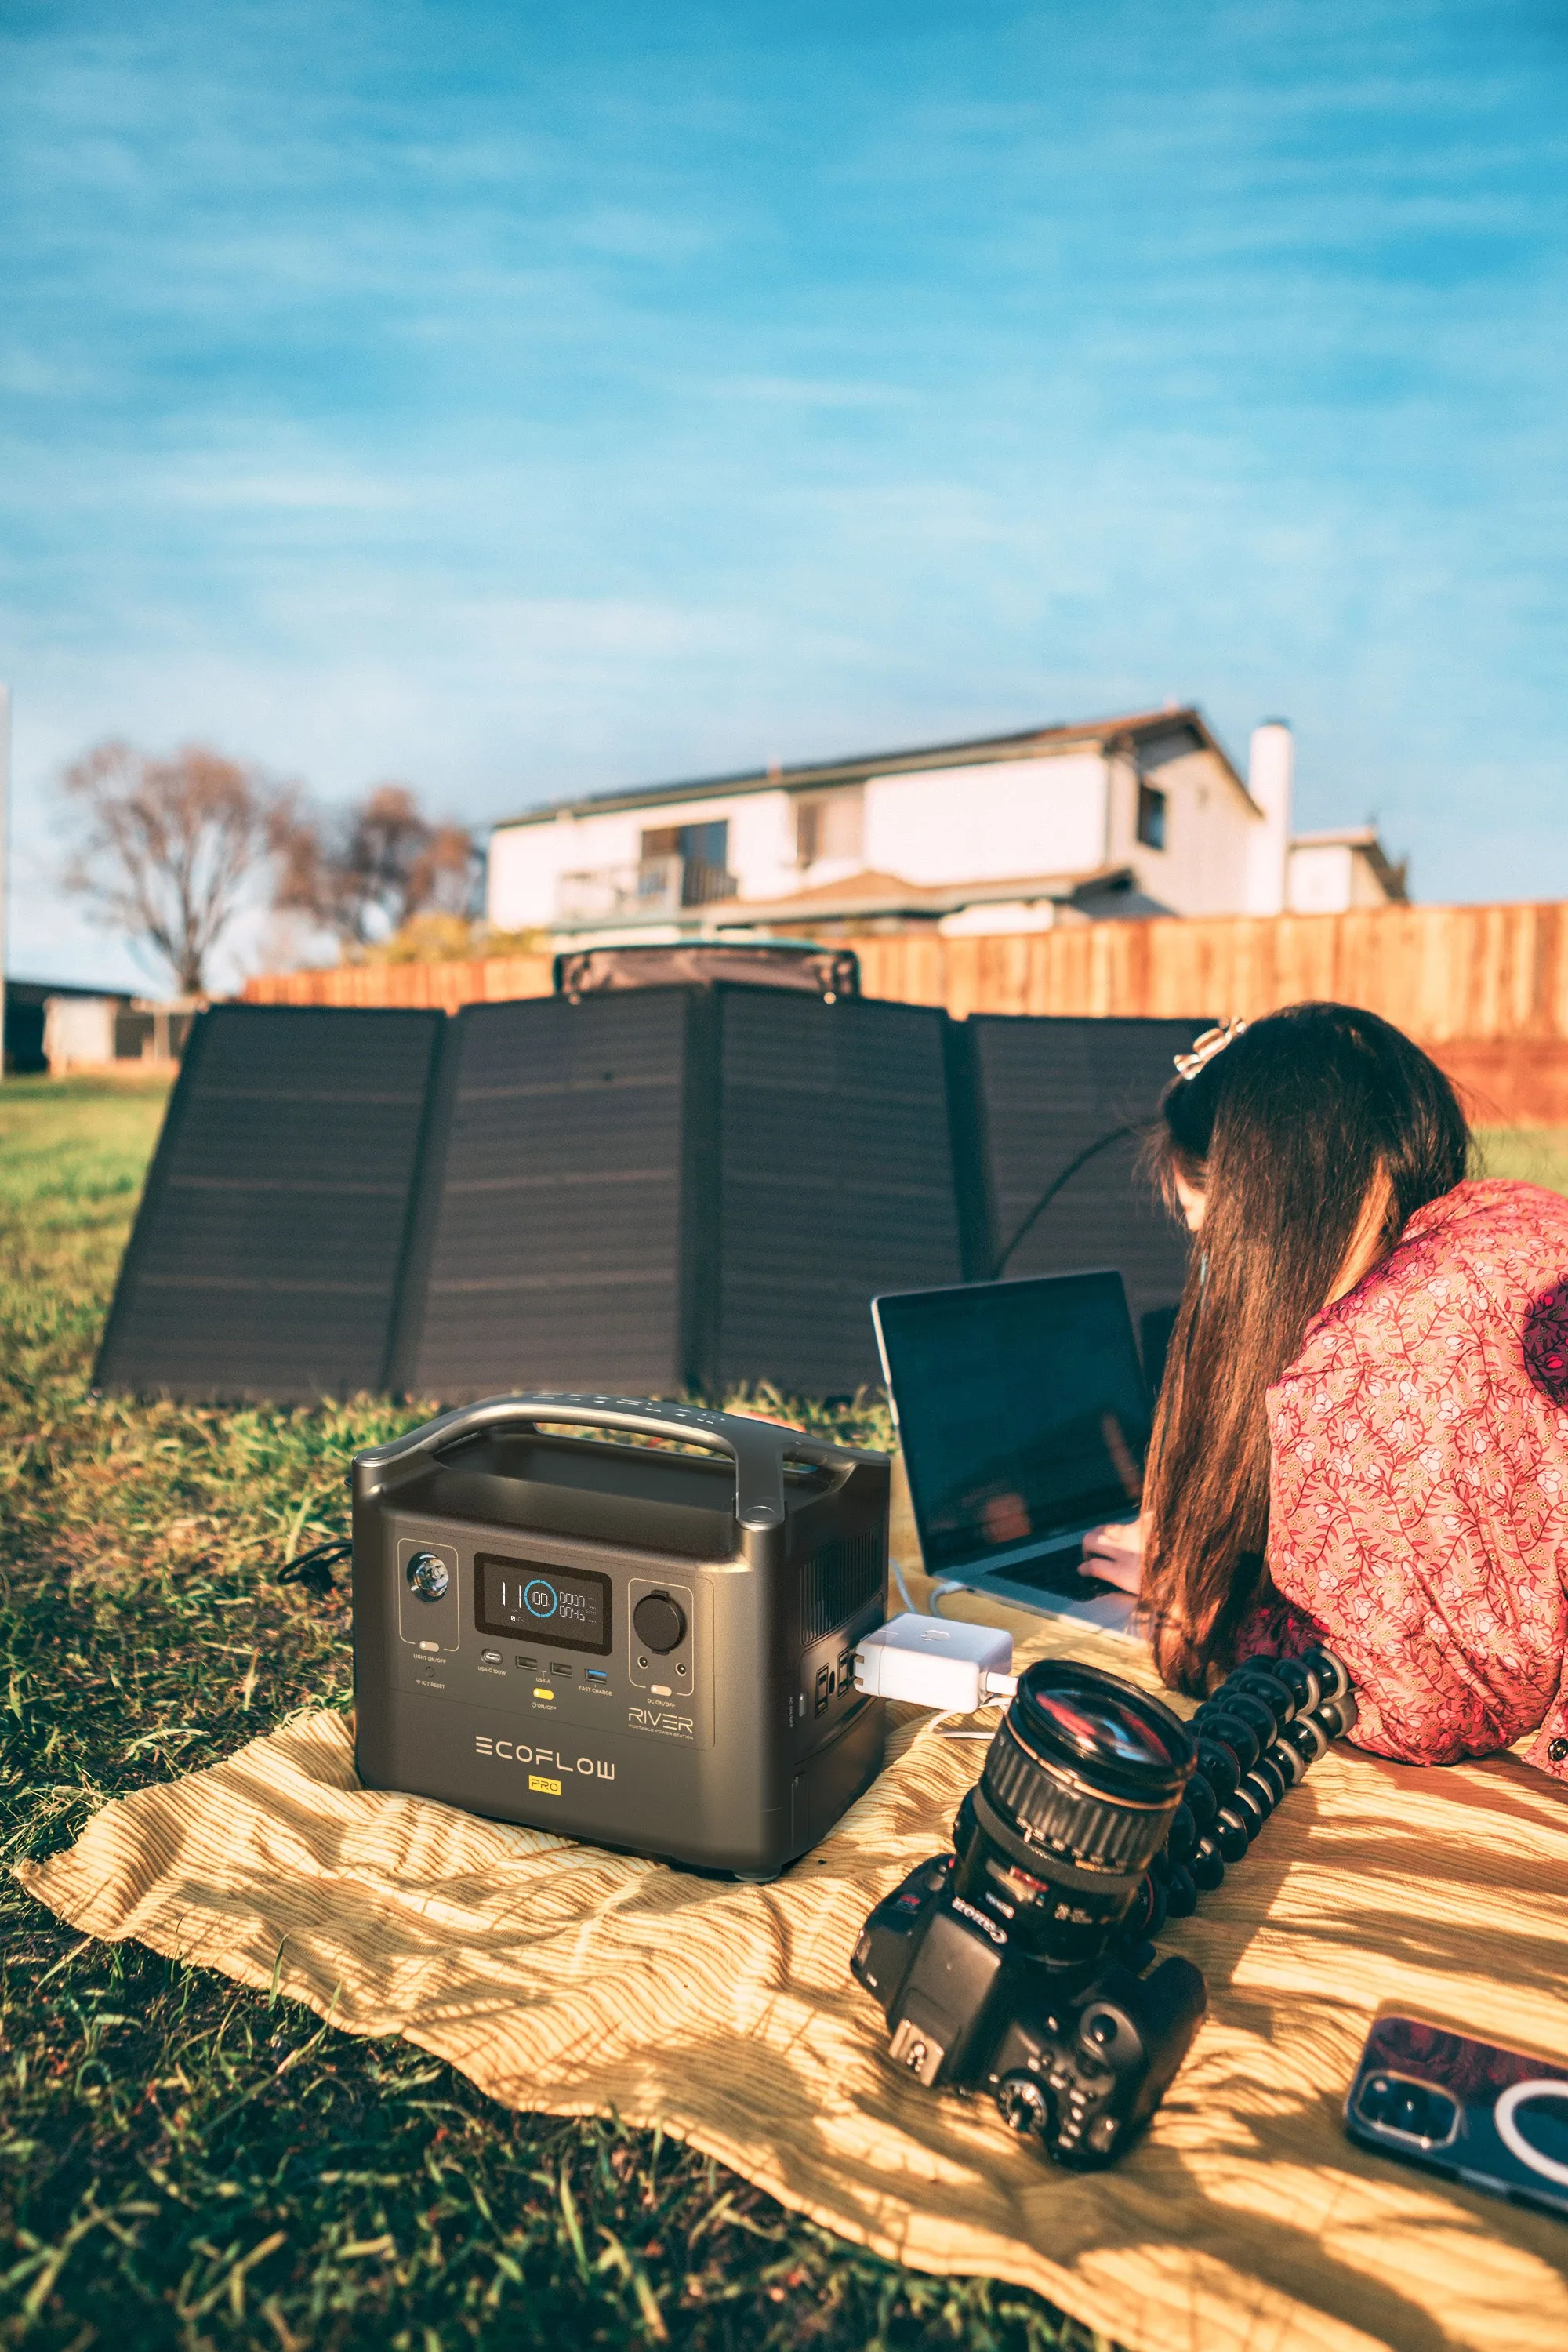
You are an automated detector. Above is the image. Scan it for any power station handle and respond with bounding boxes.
[354,1390,881,1531]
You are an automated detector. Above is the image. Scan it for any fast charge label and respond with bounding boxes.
[474,1736,615,1785]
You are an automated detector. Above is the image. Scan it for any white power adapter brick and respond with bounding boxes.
[853,1612,1016,1711]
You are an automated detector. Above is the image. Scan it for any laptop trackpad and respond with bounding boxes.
[994,1542,1114,1599]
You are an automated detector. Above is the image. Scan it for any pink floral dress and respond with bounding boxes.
[1252,1179,1568,1782]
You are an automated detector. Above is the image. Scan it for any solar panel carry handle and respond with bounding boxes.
[354,1390,878,1533]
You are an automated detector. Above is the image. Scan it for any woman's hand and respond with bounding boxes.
[1080,1514,1146,1595]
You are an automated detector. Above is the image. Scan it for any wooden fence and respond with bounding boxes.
[243,902,1568,1123]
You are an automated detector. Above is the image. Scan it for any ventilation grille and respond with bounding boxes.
[801,1528,885,1646]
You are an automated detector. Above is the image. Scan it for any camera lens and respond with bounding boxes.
[956,1660,1196,1973]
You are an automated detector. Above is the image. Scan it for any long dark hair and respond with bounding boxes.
[1142,1002,1469,1693]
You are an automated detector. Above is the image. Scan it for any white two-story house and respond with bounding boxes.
[486,706,1406,943]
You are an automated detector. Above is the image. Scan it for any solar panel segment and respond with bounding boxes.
[957,1014,1208,1385]
[93,1004,445,1403]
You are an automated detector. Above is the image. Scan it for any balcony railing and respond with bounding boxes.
[555,855,739,926]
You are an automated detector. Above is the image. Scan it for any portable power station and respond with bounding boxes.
[352,1393,891,1876]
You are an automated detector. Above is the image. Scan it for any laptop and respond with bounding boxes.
[872,1269,1151,1636]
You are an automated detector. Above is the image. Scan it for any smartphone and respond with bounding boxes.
[1345,2013,1568,2220]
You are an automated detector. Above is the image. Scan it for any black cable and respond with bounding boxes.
[992,1123,1140,1279]
[275,1534,352,1598]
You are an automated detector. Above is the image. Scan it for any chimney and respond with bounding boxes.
[1243,720,1293,915]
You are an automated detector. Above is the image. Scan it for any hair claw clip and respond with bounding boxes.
[1174,1018,1248,1081]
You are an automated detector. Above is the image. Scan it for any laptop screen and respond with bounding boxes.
[873,1271,1152,1581]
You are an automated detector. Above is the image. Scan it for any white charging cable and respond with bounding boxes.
[854,1613,1017,1739]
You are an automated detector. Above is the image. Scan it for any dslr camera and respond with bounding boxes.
[853,1646,1353,2169]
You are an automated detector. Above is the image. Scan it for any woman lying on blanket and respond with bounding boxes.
[1080,1001,1568,1782]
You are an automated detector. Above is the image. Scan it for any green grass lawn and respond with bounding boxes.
[1472,1126,1568,1190]
[0,1078,1092,2352]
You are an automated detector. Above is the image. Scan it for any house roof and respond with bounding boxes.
[495,703,1254,830]
[1290,827,1410,904]
[695,862,1153,927]
[4,978,136,1008]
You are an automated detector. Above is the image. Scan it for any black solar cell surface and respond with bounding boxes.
[717,989,964,1396]
[397,991,689,1399]
[93,1004,445,1403]
[964,1014,1208,1375]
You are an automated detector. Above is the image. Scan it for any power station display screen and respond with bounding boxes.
[474,1555,612,1654]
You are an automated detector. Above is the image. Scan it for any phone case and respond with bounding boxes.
[1345,2013,1568,2219]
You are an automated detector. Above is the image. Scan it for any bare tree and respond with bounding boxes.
[60,740,286,996]
[272,783,479,948]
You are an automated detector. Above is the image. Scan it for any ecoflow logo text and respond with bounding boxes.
[474,1735,615,1798]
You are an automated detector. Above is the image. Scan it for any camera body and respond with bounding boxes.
[352,1393,890,1877]
[851,1645,1353,2169]
[854,1852,1206,2168]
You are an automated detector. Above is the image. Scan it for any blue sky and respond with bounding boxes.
[2,0,1565,990]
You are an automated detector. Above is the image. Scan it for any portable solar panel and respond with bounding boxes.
[96,992,1201,1409]
[953,1013,1210,1384]
[93,1004,446,1403]
[388,983,964,1401]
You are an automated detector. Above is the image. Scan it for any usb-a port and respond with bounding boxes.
[585,1668,608,1683]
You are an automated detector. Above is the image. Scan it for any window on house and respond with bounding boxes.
[641,819,731,905]
[794,788,864,869]
[1136,782,1167,852]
